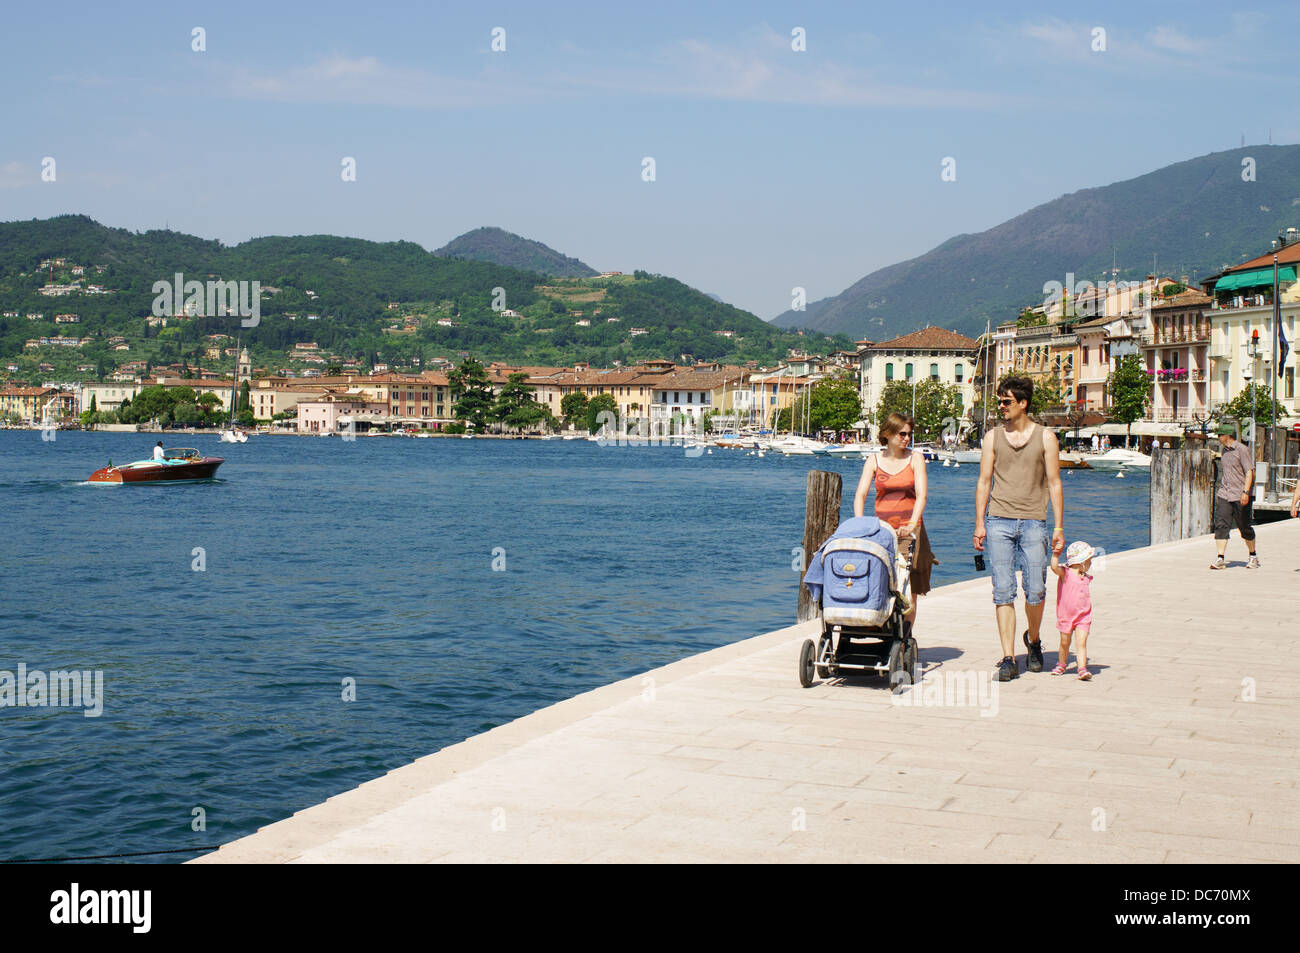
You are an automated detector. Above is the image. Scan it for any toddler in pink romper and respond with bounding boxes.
[1049,541,1095,680]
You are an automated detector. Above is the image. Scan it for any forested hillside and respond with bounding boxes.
[434,226,597,277]
[0,217,848,382]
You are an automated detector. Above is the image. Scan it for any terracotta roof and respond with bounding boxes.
[650,367,749,391]
[1221,241,1300,275]
[1151,289,1212,309]
[0,386,57,397]
[868,327,981,351]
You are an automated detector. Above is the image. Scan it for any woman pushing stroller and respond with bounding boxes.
[852,413,938,627]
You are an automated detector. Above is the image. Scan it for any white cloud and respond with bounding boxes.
[1147,26,1209,55]
[0,160,31,189]
[219,28,1017,111]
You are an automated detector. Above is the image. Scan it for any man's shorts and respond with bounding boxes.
[986,516,1049,606]
[1213,497,1256,541]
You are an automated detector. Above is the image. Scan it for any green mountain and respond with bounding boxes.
[774,144,1300,339]
[0,216,847,382]
[435,226,597,277]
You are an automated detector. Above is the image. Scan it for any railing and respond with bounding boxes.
[1141,328,1210,346]
[1151,410,1198,423]
[1211,295,1273,311]
[1276,464,1298,496]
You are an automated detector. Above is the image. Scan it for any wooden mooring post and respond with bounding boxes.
[1149,449,1216,545]
[797,469,843,622]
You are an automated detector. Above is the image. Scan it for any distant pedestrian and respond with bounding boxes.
[973,377,1066,682]
[1091,433,1100,453]
[1102,435,1111,451]
[1290,478,1300,519]
[1210,423,1258,570]
[1050,542,1095,680]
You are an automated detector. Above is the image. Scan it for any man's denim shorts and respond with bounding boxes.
[986,516,1049,605]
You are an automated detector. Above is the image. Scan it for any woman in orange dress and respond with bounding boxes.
[851,412,937,625]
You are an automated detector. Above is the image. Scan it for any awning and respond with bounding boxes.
[1214,265,1296,293]
[1093,421,1186,437]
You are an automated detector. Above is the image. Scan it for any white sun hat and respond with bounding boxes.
[1066,541,1095,565]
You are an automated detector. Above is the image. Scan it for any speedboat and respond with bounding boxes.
[1085,448,1152,471]
[88,448,223,484]
[218,428,248,443]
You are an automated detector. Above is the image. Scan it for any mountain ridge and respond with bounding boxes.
[434,226,597,277]
[774,145,1300,339]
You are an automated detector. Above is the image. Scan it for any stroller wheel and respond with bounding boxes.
[815,634,832,679]
[905,639,919,684]
[798,639,815,688]
[885,640,904,690]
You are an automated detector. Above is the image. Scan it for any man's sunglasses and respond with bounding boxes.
[997,398,1017,406]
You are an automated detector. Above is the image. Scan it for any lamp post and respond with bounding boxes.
[1245,331,1258,446]
[1267,248,1281,501]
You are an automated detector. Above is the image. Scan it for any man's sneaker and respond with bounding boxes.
[1023,631,1044,673]
[1210,556,1225,570]
[1247,555,1260,569]
[996,656,1019,682]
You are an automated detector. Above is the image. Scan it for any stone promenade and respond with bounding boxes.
[195,519,1300,863]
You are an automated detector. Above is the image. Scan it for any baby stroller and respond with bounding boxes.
[798,515,919,689]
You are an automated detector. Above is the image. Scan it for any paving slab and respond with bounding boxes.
[193,520,1300,864]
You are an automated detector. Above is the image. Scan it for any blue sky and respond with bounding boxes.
[3,0,1296,318]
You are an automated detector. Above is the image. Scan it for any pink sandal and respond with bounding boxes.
[1078,668,1092,681]
[1050,662,1068,676]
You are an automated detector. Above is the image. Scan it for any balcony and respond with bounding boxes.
[1141,327,1210,346]
[1211,294,1273,312]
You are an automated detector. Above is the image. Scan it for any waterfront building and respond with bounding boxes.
[296,391,386,434]
[745,367,821,430]
[247,381,329,421]
[1144,289,1212,423]
[858,327,980,428]
[1201,240,1300,419]
[1073,315,1115,413]
[648,365,749,430]
[0,385,59,422]
[79,379,146,413]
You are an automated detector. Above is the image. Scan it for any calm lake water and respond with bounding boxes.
[0,430,1151,862]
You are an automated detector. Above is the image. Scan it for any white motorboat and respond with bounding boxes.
[770,435,831,456]
[218,429,248,444]
[951,449,983,464]
[1084,448,1152,471]
[824,445,877,459]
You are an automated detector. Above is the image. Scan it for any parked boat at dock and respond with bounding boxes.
[1085,448,1153,471]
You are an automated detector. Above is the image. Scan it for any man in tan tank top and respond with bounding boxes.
[973,377,1066,682]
